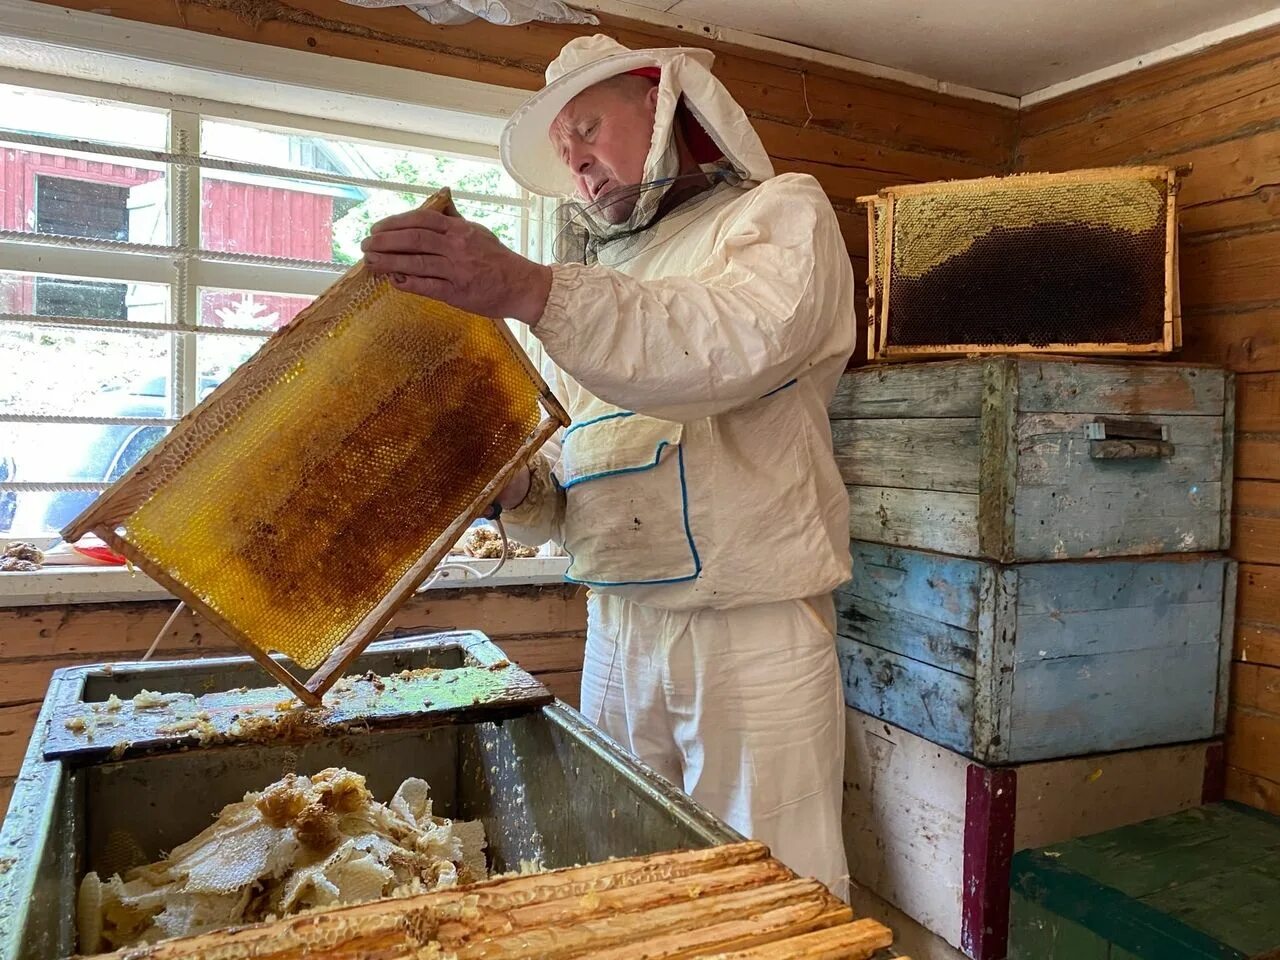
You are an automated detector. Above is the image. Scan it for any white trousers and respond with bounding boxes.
[579,590,850,900]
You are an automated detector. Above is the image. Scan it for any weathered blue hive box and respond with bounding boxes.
[829,358,1234,561]
[836,540,1236,763]
[1010,802,1280,959]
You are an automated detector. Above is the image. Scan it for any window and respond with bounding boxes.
[0,78,552,541]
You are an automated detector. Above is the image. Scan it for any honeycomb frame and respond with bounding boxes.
[63,189,569,706]
[860,166,1183,362]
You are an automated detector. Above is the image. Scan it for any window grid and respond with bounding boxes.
[0,76,544,539]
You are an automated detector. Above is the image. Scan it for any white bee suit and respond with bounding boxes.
[499,35,855,898]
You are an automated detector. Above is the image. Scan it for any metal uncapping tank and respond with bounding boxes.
[0,633,740,959]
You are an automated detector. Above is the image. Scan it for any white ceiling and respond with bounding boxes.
[618,0,1280,96]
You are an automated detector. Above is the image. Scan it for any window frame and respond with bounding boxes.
[0,16,568,592]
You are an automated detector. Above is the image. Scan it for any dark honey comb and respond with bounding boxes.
[887,221,1166,347]
[863,167,1179,359]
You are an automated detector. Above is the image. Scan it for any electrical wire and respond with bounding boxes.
[143,600,187,661]
[414,515,511,594]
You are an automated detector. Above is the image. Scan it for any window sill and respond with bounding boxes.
[0,557,572,608]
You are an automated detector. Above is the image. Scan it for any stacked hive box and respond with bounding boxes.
[829,357,1236,960]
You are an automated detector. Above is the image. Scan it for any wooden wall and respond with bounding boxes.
[29,0,1018,327]
[10,0,1280,822]
[0,584,588,821]
[1017,25,1280,815]
[0,0,1015,830]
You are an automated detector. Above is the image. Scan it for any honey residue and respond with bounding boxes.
[77,767,487,953]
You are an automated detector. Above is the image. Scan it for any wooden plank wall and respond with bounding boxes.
[1,0,1016,829]
[13,0,1280,822]
[29,0,1018,333]
[0,584,588,822]
[1017,25,1280,816]
[0,0,1012,830]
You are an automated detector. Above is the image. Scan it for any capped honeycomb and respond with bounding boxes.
[862,166,1180,360]
[65,191,565,697]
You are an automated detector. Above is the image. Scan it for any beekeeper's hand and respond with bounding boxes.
[361,208,551,326]
[482,464,532,520]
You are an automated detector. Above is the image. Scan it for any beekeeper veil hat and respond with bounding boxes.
[500,35,774,257]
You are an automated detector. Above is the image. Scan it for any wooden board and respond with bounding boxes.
[0,584,588,781]
[0,702,39,781]
[1011,411,1226,560]
[1013,360,1226,416]
[1181,230,1280,311]
[848,486,981,557]
[1237,373,1280,481]
[1228,707,1280,784]
[837,635,976,754]
[842,707,1216,960]
[1227,767,1280,817]
[1181,307,1280,375]
[1011,746,1224,851]
[1010,803,1280,959]
[1235,481,1280,565]
[843,707,969,950]
[88,840,898,960]
[0,583,586,663]
[833,361,1232,562]
[0,634,584,734]
[1016,24,1280,140]
[828,360,986,419]
[1238,564,1280,667]
[830,419,981,492]
[836,542,1233,764]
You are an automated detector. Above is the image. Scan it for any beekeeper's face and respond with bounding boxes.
[550,75,660,224]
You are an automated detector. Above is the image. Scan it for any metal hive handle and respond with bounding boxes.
[1085,418,1174,460]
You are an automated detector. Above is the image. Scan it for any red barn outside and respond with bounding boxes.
[0,144,360,326]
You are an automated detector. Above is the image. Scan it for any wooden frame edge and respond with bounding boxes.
[1164,169,1178,353]
[89,527,320,704]
[878,164,1177,200]
[876,198,894,360]
[1215,560,1238,738]
[491,315,570,427]
[864,198,879,364]
[877,340,1170,359]
[1222,371,1236,552]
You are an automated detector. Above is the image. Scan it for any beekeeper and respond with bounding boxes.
[362,34,855,898]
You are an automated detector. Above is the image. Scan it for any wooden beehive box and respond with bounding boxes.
[842,707,1225,960]
[829,358,1233,562]
[1010,803,1280,959]
[836,541,1236,763]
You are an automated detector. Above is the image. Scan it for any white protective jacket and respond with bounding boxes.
[502,42,856,611]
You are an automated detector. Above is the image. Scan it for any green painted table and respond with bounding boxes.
[1009,802,1280,959]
